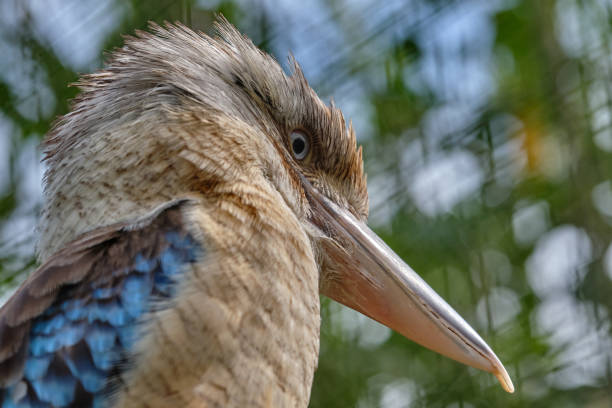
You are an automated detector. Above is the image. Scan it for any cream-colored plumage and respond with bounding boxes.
[115,201,319,406]
[0,16,514,408]
[38,21,366,263]
[37,20,356,407]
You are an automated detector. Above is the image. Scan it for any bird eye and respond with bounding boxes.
[290,130,310,160]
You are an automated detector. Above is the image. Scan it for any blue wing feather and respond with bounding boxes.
[0,202,201,408]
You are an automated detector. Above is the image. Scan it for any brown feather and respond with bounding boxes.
[0,333,28,386]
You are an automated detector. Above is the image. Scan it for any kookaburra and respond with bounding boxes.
[0,18,513,408]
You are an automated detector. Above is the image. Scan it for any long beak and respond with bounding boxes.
[306,184,514,393]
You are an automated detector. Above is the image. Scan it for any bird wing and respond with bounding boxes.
[0,199,201,407]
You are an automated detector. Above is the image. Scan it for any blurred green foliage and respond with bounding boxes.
[2,0,612,407]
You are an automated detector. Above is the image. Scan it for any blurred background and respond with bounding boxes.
[1,0,611,406]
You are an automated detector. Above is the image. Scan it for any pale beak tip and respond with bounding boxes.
[494,364,515,393]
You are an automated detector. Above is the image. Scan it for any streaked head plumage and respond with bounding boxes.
[39,18,367,260]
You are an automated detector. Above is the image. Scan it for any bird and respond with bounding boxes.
[0,18,514,408]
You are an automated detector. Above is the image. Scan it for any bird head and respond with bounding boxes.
[39,18,512,393]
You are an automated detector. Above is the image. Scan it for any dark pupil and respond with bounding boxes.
[293,137,305,155]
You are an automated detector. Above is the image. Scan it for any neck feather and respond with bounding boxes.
[114,182,321,407]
